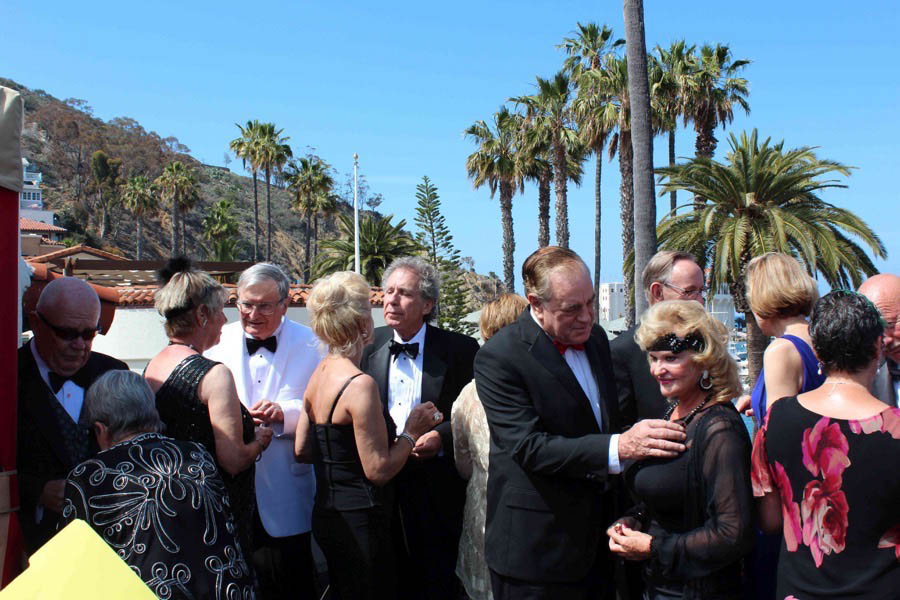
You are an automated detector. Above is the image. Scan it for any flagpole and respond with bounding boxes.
[353,153,360,274]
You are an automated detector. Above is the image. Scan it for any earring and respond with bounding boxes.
[817,361,824,376]
[201,318,208,327]
[699,370,713,390]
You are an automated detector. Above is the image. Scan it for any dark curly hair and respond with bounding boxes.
[809,290,884,375]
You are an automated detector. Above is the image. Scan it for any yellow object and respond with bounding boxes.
[0,519,156,599]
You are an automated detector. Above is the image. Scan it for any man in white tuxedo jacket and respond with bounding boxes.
[206,263,322,600]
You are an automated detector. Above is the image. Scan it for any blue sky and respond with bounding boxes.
[6,0,899,290]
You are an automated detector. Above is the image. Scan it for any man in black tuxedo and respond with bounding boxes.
[17,277,127,554]
[611,250,706,426]
[361,256,480,600]
[475,247,687,599]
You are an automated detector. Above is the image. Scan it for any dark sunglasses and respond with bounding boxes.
[37,312,101,341]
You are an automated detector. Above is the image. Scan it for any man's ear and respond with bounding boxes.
[648,282,664,304]
[527,293,542,317]
[93,421,111,450]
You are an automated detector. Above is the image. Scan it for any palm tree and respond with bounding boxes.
[563,22,623,316]
[154,161,199,256]
[313,213,419,285]
[582,55,637,324]
[656,130,885,382]
[121,175,156,260]
[255,122,292,261]
[511,72,579,248]
[684,43,750,160]
[202,197,243,261]
[652,40,696,213]
[230,120,263,261]
[312,193,337,262]
[285,156,334,281]
[623,0,658,320]
[465,106,523,292]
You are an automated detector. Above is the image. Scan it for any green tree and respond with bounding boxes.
[121,175,157,259]
[255,122,292,261]
[465,106,523,292]
[564,22,623,316]
[90,150,123,241]
[623,0,658,319]
[313,214,420,286]
[412,176,475,334]
[285,155,334,281]
[202,197,243,261]
[656,130,885,382]
[229,120,263,261]
[652,40,695,213]
[154,161,199,256]
[511,72,579,248]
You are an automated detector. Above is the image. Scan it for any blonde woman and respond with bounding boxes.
[452,293,527,600]
[608,300,753,600]
[294,271,441,600]
[738,252,824,426]
[145,257,271,554]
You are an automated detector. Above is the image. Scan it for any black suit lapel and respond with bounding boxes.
[369,335,392,408]
[422,325,447,407]
[521,313,599,431]
[19,342,73,467]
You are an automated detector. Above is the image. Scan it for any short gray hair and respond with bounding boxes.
[382,256,440,323]
[642,250,697,303]
[238,263,291,300]
[86,370,162,442]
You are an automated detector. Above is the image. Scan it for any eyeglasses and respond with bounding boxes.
[37,312,100,341]
[663,282,709,299]
[237,298,286,316]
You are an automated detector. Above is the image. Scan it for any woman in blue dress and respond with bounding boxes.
[738,252,827,600]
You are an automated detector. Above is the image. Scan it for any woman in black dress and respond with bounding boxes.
[752,290,900,598]
[608,300,753,599]
[64,370,256,600]
[294,271,442,599]
[144,258,272,554]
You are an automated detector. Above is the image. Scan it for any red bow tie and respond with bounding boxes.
[553,341,584,355]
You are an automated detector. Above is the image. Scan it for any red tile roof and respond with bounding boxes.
[20,217,66,233]
[27,244,127,263]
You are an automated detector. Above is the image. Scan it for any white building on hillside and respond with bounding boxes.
[20,159,54,225]
[707,283,736,331]
[598,282,626,322]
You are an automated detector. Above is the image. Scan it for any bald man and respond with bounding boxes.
[17,277,127,553]
[859,274,900,407]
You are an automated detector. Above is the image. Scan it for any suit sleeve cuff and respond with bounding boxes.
[608,434,622,474]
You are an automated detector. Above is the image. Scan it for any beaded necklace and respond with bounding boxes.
[664,393,713,426]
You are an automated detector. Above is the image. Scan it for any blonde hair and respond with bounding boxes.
[480,294,528,341]
[522,246,589,302]
[636,300,742,405]
[307,271,372,357]
[155,269,226,338]
[642,250,697,303]
[746,252,818,319]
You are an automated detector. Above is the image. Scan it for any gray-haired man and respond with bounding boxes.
[205,263,321,599]
[361,256,480,600]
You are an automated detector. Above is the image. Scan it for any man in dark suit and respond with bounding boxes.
[361,256,480,600]
[475,246,687,599]
[611,250,706,426]
[859,273,900,406]
[17,277,127,554]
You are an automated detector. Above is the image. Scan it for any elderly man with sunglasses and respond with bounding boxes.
[205,263,322,600]
[17,277,127,554]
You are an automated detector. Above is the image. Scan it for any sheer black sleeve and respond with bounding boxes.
[649,411,754,578]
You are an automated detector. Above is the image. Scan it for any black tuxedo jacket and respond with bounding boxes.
[474,309,620,583]
[610,325,667,428]
[16,341,128,554]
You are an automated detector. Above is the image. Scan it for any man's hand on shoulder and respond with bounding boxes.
[617,419,686,461]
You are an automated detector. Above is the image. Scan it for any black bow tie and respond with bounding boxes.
[48,369,92,394]
[389,340,419,360]
[247,336,277,355]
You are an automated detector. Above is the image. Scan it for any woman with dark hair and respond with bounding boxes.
[144,258,272,554]
[608,300,753,599]
[752,290,900,598]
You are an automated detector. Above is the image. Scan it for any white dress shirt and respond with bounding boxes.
[31,342,84,423]
[244,320,285,412]
[388,322,427,432]
[530,311,621,474]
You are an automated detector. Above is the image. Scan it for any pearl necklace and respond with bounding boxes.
[664,394,713,425]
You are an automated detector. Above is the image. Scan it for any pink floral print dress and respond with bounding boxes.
[752,397,900,599]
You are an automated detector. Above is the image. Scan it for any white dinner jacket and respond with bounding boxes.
[205,318,322,537]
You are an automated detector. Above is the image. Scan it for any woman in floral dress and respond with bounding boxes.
[752,290,900,599]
